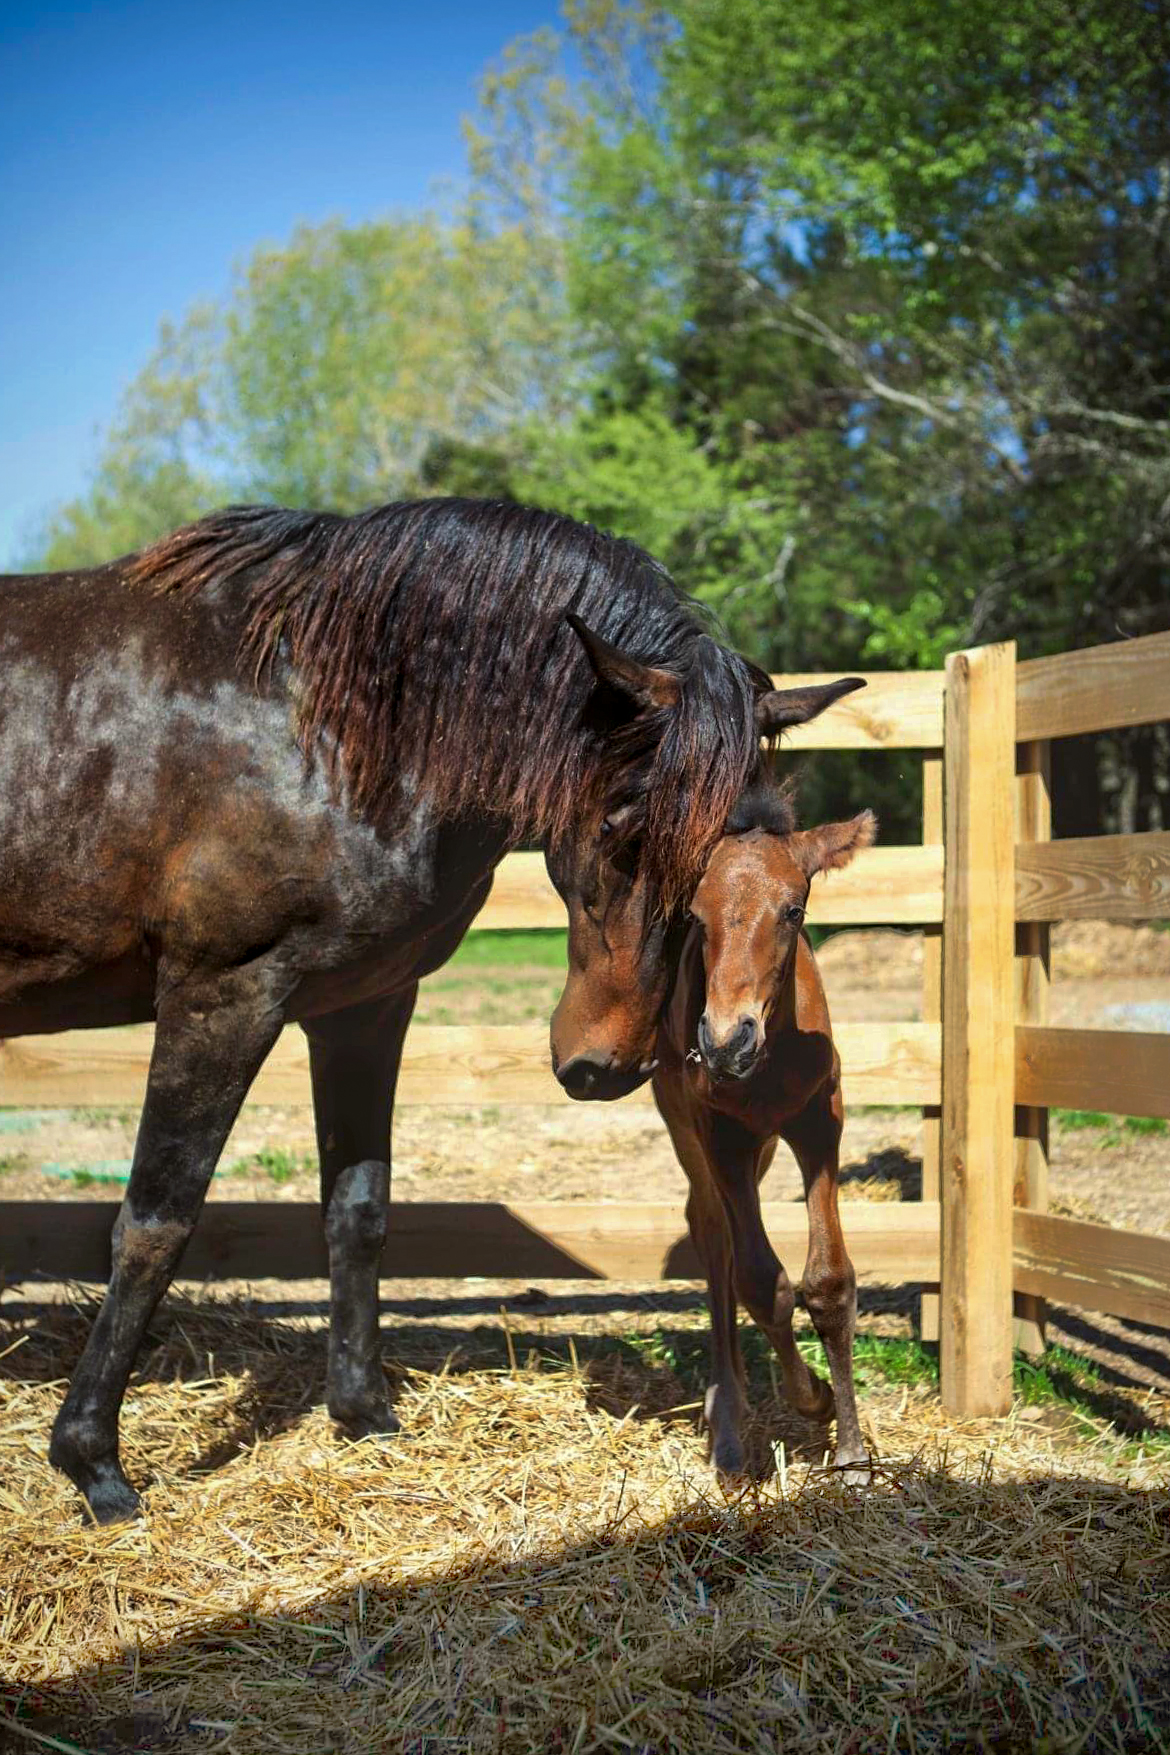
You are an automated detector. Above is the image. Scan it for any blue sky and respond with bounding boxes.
[0,0,559,566]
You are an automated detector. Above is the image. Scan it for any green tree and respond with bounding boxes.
[36,211,572,566]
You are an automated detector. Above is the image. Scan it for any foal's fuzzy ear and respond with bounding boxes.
[791,810,877,879]
[566,613,681,710]
[755,676,866,736]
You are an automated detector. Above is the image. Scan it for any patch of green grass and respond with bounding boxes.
[447,929,567,969]
[1055,1109,1113,1131]
[225,1146,315,1184]
[1014,1343,1102,1409]
[68,1106,137,1128]
[792,1333,940,1392]
[0,1152,28,1176]
[1013,1345,1170,1456]
[1123,1114,1168,1137]
[1055,1109,1168,1137]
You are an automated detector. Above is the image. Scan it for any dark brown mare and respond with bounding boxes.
[653,803,877,1481]
[0,498,861,1521]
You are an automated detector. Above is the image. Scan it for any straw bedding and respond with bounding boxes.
[2,1286,1168,1754]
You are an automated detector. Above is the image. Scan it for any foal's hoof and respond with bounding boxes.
[710,1433,748,1479]
[794,1372,836,1422]
[835,1451,873,1489]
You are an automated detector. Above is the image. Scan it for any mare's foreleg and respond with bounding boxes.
[49,963,286,1523]
[785,1086,869,1477]
[304,988,416,1438]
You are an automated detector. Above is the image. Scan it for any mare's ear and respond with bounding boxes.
[790,810,877,878]
[567,613,681,710]
[755,676,865,736]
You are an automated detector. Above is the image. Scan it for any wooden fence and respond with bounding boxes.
[3,635,1170,1417]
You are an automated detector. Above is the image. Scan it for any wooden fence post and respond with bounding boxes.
[941,642,1017,1416]
[920,754,943,1344]
[1014,740,1051,1357]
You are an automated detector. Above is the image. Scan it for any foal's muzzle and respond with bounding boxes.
[697,1012,763,1081]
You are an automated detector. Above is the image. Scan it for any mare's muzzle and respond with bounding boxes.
[554,1049,657,1102]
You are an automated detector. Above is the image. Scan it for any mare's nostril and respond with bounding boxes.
[697,1013,715,1059]
[556,1055,601,1098]
[732,1016,759,1059]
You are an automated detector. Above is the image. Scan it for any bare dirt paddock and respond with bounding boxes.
[3,925,1170,1751]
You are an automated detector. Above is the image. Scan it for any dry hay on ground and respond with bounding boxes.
[2,1288,1169,1755]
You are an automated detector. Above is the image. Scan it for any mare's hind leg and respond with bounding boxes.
[785,1089,869,1478]
[303,988,417,1438]
[49,963,286,1523]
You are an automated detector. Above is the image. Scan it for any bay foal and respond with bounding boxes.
[653,810,877,1479]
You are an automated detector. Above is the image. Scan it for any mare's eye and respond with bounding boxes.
[785,904,805,925]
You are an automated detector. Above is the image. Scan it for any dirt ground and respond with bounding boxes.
[4,922,1170,1395]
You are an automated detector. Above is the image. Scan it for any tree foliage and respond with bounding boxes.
[33,0,1170,831]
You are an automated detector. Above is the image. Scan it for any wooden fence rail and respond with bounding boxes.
[0,1020,942,1111]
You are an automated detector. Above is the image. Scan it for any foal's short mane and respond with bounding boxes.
[130,499,766,913]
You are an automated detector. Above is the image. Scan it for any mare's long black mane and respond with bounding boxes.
[130,498,765,911]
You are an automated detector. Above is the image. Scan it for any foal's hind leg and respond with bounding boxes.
[785,1089,869,1479]
[49,964,286,1522]
[303,988,417,1438]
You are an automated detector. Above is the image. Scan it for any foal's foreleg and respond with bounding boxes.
[708,1119,834,1423]
[654,1086,747,1473]
[304,988,416,1437]
[49,965,286,1522]
[786,1091,869,1476]
[686,1174,747,1474]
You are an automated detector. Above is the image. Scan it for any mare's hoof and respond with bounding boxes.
[835,1452,873,1488]
[50,1430,142,1525]
[84,1471,143,1525]
[333,1403,403,1443]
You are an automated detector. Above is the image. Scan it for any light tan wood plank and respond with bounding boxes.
[1016,630,1170,740]
[1013,1209,1170,1330]
[0,1197,941,1286]
[807,845,943,924]
[920,754,943,1345]
[768,671,944,749]
[0,1020,941,1112]
[1013,741,1051,1356]
[941,642,1017,1417]
[1016,1025,1170,1120]
[1015,831,1170,923]
[473,845,944,932]
[474,852,564,930]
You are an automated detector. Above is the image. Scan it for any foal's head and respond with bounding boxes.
[689,812,877,1082]
[547,624,865,1100]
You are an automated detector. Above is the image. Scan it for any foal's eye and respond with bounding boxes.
[785,905,805,925]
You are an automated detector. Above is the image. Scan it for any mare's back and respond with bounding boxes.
[0,559,313,964]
